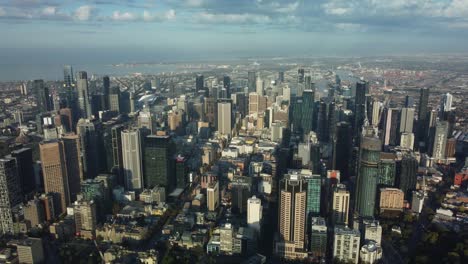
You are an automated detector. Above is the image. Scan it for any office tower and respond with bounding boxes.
[223,75,231,97]
[74,199,97,237]
[203,97,216,126]
[138,108,153,133]
[207,181,219,211]
[16,238,45,264]
[304,75,313,91]
[298,68,305,83]
[334,122,352,180]
[256,77,264,95]
[62,134,83,201]
[220,223,234,254]
[248,71,256,93]
[379,188,404,213]
[417,88,429,143]
[231,179,251,214]
[109,86,121,113]
[77,119,100,179]
[333,227,361,264]
[440,92,453,113]
[378,155,396,186]
[354,81,368,141]
[63,65,74,88]
[399,108,415,134]
[217,99,232,136]
[10,148,35,195]
[196,74,204,91]
[57,108,73,132]
[304,174,321,217]
[302,90,315,135]
[77,71,92,119]
[405,95,414,108]
[39,141,70,214]
[0,158,22,235]
[278,71,284,83]
[144,135,175,191]
[290,97,303,133]
[247,195,262,232]
[121,129,143,191]
[317,98,335,143]
[400,132,415,149]
[398,153,418,199]
[309,217,327,259]
[411,191,425,213]
[332,184,350,226]
[234,93,248,117]
[24,198,45,227]
[275,172,308,259]
[33,79,51,113]
[383,108,400,147]
[111,125,124,184]
[102,76,110,110]
[432,121,448,159]
[248,93,267,115]
[175,156,187,189]
[355,129,381,218]
[271,122,285,143]
[360,241,383,264]
[370,99,381,127]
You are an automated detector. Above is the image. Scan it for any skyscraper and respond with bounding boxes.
[223,75,231,98]
[332,184,350,226]
[298,68,305,83]
[432,121,448,160]
[122,129,143,191]
[354,81,368,142]
[309,217,327,259]
[109,86,121,113]
[77,71,92,119]
[196,74,204,91]
[378,155,396,186]
[317,98,335,143]
[10,148,35,195]
[63,65,74,89]
[77,119,100,179]
[0,158,22,235]
[399,108,415,134]
[398,153,418,199]
[247,195,262,233]
[33,80,51,113]
[143,135,175,191]
[334,122,352,180]
[275,172,308,259]
[217,99,232,136]
[207,181,219,211]
[39,140,71,214]
[355,128,381,218]
[248,71,256,93]
[102,76,110,110]
[417,88,429,144]
[304,174,321,217]
[333,227,361,264]
[302,90,315,135]
[383,108,400,147]
[62,134,83,202]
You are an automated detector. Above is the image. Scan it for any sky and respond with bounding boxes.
[1,0,468,64]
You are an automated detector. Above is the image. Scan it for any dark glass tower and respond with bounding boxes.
[223,75,231,98]
[317,98,335,143]
[334,122,352,181]
[298,68,305,83]
[378,157,396,186]
[355,127,381,218]
[103,76,110,110]
[397,153,418,199]
[10,148,35,196]
[175,156,187,189]
[196,74,204,91]
[248,71,256,93]
[354,81,368,143]
[417,88,430,146]
[33,80,52,113]
[143,135,175,191]
[302,90,315,135]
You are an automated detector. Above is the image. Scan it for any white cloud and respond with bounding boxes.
[195,12,271,24]
[112,11,137,21]
[42,6,57,16]
[74,5,94,21]
[143,9,176,22]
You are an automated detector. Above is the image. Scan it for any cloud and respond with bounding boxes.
[74,5,95,21]
[195,12,271,24]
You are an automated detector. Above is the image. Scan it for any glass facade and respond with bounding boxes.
[305,175,321,216]
[378,159,396,186]
[143,135,175,191]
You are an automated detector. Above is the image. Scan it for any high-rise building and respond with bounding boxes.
[62,134,83,201]
[417,88,429,144]
[217,99,232,136]
[33,80,51,113]
[383,108,400,147]
[63,65,74,89]
[207,181,219,211]
[111,125,124,184]
[440,92,453,113]
[302,90,315,135]
[370,100,381,127]
[432,121,448,160]
[355,128,381,218]
[223,75,231,98]
[354,81,368,141]
[362,219,382,244]
[143,135,175,191]
[333,227,361,264]
[360,241,383,264]
[304,174,321,217]
[231,179,251,215]
[102,76,110,110]
[398,153,418,199]
[10,148,35,195]
[378,155,396,186]
[275,172,308,259]
[278,71,284,83]
[74,199,97,238]
[309,217,327,259]
[77,71,92,119]
[0,158,22,235]
[39,141,71,214]
[24,198,45,227]
[298,68,305,83]
[399,108,415,134]
[334,122,352,180]
[109,86,121,113]
[175,156,187,189]
[256,77,264,96]
[317,98,335,142]
[138,108,153,133]
[400,132,415,150]
[195,74,204,92]
[16,237,45,264]
[122,129,143,191]
[248,71,256,93]
[247,195,262,233]
[77,119,100,179]
[332,184,350,226]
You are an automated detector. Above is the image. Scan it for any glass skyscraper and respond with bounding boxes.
[304,174,321,217]
[143,135,175,191]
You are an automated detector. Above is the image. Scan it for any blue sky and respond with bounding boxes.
[1,0,468,63]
